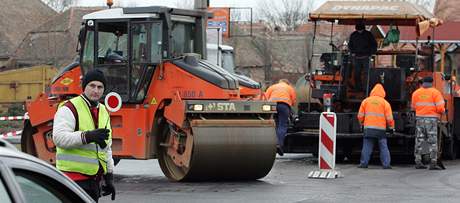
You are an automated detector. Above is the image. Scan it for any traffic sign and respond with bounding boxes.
[105,92,122,112]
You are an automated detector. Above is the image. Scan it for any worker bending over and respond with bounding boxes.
[265,79,297,156]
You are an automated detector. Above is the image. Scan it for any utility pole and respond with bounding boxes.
[194,0,209,10]
[194,0,210,59]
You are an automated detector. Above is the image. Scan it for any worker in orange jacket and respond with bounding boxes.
[411,76,445,170]
[357,83,394,169]
[265,79,297,156]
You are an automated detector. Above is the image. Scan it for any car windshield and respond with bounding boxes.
[0,178,11,203]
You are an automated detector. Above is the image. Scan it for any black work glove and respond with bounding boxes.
[102,173,116,200]
[83,129,109,148]
[386,128,395,135]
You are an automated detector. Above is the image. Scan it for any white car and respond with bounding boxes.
[0,139,94,203]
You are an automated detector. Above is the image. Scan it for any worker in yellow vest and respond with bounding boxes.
[53,69,116,201]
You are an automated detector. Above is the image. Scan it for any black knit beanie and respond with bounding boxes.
[82,69,107,90]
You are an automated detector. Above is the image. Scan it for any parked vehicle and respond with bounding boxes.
[0,139,94,203]
[207,28,262,99]
[0,65,57,113]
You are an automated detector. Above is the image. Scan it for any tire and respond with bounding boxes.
[335,154,345,163]
[312,152,318,158]
[113,158,121,166]
[21,120,38,156]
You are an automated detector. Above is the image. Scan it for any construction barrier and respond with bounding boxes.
[1,130,22,138]
[0,114,26,145]
[308,112,342,179]
[0,130,22,145]
[0,116,25,121]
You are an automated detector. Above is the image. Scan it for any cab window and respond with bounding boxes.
[82,29,94,69]
[171,22,196,57]
[130,22,162,102]
[95,21,129,99]
[97,22,128,64]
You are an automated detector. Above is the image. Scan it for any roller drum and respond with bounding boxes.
[158,119,277,181]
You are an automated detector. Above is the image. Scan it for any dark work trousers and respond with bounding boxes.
[414,118,438,165]
[275,102,291,148]
[353,56,370,92]
[360,128,391,167]
[76,178,101,202]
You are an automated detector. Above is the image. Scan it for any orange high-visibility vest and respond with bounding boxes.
[357,84,395,130]
[265,82,297,107]
[411,86,445,118]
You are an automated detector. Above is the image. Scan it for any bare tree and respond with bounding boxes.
[257,0,313,31]
[434,0,458,21]
[231,9,243,22]
[42,0,75,12]
[176,0,194,9]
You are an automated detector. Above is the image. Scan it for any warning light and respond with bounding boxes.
[107,0,113,8]
[105,92,122,112]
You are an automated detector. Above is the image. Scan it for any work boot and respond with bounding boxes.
[415,161,427,169]
[437,161,446,170]
[415,164,427,169]
[276,147,284,156]
[429,163,442,170]
[357,165,368,168]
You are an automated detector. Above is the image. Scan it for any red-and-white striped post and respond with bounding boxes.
[319,112,336,170]
[308,111,341,179]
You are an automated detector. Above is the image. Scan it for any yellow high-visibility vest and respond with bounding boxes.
[56,95,111,175]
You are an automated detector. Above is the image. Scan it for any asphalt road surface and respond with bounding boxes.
[100,154,460,203]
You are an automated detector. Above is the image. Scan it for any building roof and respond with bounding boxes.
[14,7,103,67]
[434,0,460,22]
[0,31,13,58]
[0,0,55,58]
[379,22,460,43]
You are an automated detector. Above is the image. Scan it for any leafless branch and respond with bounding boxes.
[175,0,194,9]
[257,0,313,31]
[42,0,75,12]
